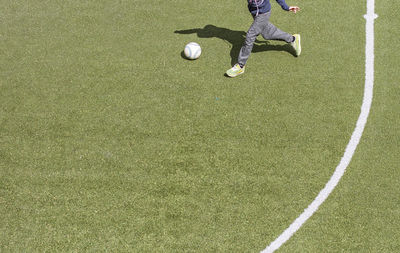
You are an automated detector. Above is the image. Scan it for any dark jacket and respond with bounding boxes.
[248,0,290,16]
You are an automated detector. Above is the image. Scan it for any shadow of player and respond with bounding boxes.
[174,24,295,65]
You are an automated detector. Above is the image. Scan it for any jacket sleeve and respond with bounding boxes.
[275,0,290,11]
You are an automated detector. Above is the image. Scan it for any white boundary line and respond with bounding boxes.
[261,1,378,252]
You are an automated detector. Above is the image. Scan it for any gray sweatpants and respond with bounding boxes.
[238,11,293,66]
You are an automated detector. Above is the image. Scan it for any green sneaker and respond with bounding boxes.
[291,34,301,56]
[226,63,245,77]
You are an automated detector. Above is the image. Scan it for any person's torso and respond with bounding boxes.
[247,0,271,16]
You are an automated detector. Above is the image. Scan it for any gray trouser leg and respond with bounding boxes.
[237,12,293,66]
[237,22,259,66]
[261,22,293,42]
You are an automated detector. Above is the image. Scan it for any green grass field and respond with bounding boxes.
[1,0,399,252]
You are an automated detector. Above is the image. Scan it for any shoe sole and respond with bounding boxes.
[294,34,301,56]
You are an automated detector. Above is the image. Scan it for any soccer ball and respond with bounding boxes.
[184,42,201,60]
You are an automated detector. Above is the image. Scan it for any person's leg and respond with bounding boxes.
[237,17,262,67]
[260,12,293,43]
[260,11,301,56]
[226,16,262,77]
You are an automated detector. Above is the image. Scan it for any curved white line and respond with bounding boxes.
[261,1,378,252]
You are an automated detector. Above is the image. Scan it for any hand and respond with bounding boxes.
[289,6,300,13]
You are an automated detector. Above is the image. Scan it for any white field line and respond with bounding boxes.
[261,1,378,252]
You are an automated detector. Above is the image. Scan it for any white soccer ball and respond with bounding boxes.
[184,42,202,60]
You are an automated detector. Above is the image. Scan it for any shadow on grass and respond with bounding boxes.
[174,24,295,65]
